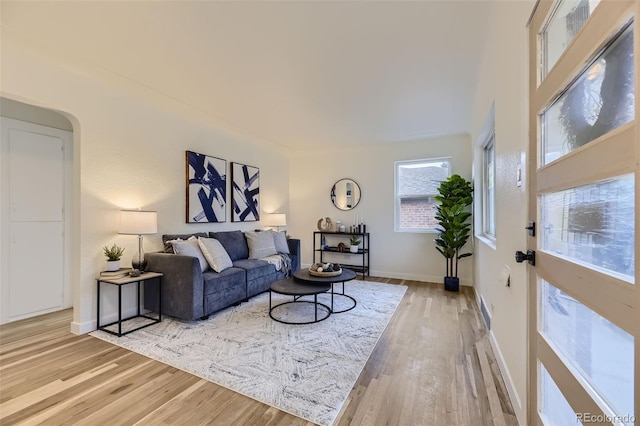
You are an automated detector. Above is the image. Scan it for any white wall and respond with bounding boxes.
[468,1,535,424]
[289,134,473,284]
[1,32,291,333]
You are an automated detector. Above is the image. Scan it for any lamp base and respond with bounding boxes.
[132,258,147,272]
[134,234,147,272]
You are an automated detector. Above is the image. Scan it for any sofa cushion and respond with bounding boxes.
[162,232,207,253]
[205,281,247,314]
[197,237,233,272]
[271,230,290,254]
[232,258,275,281]
[202,267,245,294]
[247,271,277,297]
[245,231,277,259]
[171,238,208,272]
[210,231,249,261]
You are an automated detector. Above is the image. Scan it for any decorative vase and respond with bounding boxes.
[350,245,359,253]
[106,260,120,271]
[444,276,459,292]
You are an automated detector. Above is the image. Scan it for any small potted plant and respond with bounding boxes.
[103,244,125,271]
[349,235,361,253]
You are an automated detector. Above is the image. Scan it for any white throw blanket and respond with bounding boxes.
[262,253,292,277]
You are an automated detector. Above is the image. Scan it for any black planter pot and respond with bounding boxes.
[444,276,460,292]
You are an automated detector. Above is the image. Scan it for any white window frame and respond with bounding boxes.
[394,157,451,233]
[475,103,496,246]
[482,133,496,239]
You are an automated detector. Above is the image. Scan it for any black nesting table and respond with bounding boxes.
[293,269,357,313]
[269,280,331,325]
[269,269,358,325]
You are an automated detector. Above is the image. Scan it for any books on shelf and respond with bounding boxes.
[100,268,132,279]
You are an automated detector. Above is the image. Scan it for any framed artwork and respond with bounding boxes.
[186,151,227,223]
[231,162,260,222]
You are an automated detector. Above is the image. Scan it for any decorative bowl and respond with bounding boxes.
[308,268,343,277]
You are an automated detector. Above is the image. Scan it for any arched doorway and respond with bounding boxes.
[0,97,75,324]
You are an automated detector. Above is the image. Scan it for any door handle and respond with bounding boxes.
[515,250,535,266]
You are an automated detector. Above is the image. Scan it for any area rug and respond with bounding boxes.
[90,280,407,426]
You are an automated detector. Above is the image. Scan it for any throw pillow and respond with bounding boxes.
[271,230,290,254]
[171,238,208,272]
[162,232,208,253]
[245,230,278,259]
[197,237,233,273]
[209,231,249,261]
[163,238,183,253]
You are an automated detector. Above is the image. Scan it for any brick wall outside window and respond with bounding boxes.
[394,157,450,232]
[399,198,439,229]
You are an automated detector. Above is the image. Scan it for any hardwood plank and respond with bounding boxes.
[0,278,516,425]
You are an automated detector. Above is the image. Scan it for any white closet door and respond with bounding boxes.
[9,222,63,316]
[6,125,64,319]
[9,129,63,222]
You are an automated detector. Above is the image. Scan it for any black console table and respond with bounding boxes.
[313,231,370,279]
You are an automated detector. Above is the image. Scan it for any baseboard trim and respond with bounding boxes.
[71,306,143,335]
[489,330,524,426]
[71,320,95,335]
[371,270,472,287]
[300,264,472,286]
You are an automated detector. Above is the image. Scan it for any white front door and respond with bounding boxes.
[0,117,72,323]
[528,1,638,424]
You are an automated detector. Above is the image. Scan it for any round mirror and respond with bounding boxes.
[331,178,361,211]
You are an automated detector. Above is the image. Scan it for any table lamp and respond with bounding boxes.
[267,213,287,232]
[118,210,158,272]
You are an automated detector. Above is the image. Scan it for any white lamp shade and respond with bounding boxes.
[267,213,287,227]
[118,210,158,235]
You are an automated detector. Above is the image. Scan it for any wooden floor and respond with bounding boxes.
[0,278,517,425]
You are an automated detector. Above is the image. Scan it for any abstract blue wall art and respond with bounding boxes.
[231,162,260,222]
[186,151,227,223]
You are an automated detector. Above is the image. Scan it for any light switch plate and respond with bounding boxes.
[499,265,511,287]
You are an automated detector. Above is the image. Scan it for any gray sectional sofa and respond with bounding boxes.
[144,230,300,321]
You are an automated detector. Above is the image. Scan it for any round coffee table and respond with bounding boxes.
[293,269,357,313]
[269,279,331,325]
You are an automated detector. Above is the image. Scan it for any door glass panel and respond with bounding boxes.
[540,363,582,425]
[542,24,634,165]
[543,0,601,76]
[541,280,634,420]
[541,174,635,281]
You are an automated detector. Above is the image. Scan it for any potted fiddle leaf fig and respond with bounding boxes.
[433,174,473,292]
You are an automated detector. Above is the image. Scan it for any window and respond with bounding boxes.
[541,174,634,280]
[394,158,451,232]
[542,0,602,77]
[482,134,496,237]
[542,23,634,165]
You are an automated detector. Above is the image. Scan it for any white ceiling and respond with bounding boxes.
[1,1,489,151]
